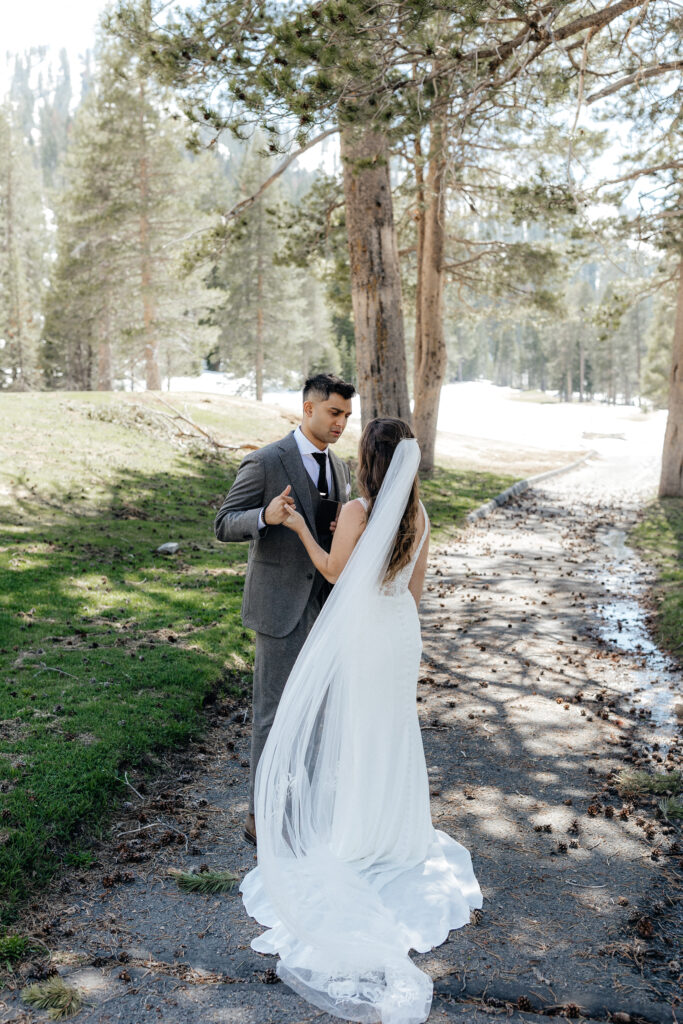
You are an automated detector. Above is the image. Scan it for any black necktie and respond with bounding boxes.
[312,452,328,498]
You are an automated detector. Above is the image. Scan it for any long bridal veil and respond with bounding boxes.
[241,437,435,1024]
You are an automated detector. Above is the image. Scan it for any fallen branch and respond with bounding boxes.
[32,662,79,680]
[122,770,145,801]
[150,395,258,452]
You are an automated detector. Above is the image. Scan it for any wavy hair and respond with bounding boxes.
[357,417,420,581]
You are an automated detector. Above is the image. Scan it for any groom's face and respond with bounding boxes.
[303,392,353,448]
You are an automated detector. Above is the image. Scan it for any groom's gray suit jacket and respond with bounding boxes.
[214,430,352,638]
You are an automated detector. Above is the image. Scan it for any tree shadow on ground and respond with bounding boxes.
[0,452,252,923]
[413,491,682,1017]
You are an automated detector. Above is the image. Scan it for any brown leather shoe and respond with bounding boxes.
[244,812,257,847]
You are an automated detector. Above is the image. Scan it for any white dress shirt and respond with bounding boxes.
[258,426,331,529]
[293,425,332,492]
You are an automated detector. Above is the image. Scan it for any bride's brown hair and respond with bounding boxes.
[357,417,420,581]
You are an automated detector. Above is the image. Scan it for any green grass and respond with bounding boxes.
[0,931,42,969]
[0,393,255,925]
[419,465,517,540]
[627,497,683,659]
[0,391,516,926]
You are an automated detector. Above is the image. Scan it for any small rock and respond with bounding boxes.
[156,542,180,554]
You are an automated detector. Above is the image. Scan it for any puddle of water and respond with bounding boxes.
[594,526,682,750]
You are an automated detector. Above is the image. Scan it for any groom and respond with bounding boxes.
[214,373,355,845]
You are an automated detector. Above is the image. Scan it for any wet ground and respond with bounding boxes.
[1,446,681,1024]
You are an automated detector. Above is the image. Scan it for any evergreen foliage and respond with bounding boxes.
[0,103,47,389]
[204,135,340,397]
[41,27,218,390]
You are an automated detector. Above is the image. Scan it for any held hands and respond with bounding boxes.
[282,502,306,535]
[264,485,296,526]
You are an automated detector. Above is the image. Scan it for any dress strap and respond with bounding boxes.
[414,501,429,559]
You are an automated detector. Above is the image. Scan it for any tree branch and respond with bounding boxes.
[220,127,339,223]
[585,60,683,103]
[596,160,683,186]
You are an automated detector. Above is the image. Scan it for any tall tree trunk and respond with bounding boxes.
[255,296,264,402]
[97,297,112,390]
[413,130,425,403]
[658,259,683,497]
[255,201,264,401]
[97,340,112,390]
[340,124,410,424]
[612,337,617,404]
[634,301,642,407]
[5,132,28,388]
[579,339,585,402]
[139,80,160,391]
[413,121,448,473]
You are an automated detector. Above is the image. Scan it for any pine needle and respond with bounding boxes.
[168,867,239,894]
[615,768,681,797]
[659,796,683,820]
[21,975,84,1019]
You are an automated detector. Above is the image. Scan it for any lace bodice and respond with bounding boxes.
[359,498,429,596]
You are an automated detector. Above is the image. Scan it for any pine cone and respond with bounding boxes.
[635,917,654,939]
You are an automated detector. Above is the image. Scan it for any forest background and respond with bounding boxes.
[1,1,681,482]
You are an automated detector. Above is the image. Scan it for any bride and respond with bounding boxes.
[239,417,483,1024]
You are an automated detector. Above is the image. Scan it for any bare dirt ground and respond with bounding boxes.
[1,445,681,1024]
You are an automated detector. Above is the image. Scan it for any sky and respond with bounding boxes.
[4,1,109,54]
[0,3,641,189]
[1,0,111,97]
[1,0,337,171]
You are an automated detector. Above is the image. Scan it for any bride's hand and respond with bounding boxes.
[282,504,306,535]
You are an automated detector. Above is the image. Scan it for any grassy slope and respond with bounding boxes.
[627,496,683,660]
[0,391,517,925]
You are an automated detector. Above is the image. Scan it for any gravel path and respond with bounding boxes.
[2,448,681,1024]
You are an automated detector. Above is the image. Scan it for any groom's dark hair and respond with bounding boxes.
[303,373,356,403]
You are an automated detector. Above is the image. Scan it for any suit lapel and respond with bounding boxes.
[329,450,348,504]
[277,431,318,539]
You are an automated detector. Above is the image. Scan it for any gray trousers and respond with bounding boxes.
[249,586,324,814]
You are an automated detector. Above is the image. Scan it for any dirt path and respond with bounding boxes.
[2,451,681,1024]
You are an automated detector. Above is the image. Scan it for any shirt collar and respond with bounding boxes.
[294,424,328,457]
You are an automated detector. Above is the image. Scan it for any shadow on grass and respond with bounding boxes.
[0,444,517,925]
[0,452,252,924]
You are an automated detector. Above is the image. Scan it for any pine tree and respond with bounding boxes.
[0,102,47,389]
[278,171,354,379]
[42,22,218,391]
[38,49,72,193]
[642,292,674,410]
[206,137,326,398]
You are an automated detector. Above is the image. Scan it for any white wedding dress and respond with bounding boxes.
[240,439,483,1024]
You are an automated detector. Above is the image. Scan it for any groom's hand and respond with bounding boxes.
[264,485,296,525]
